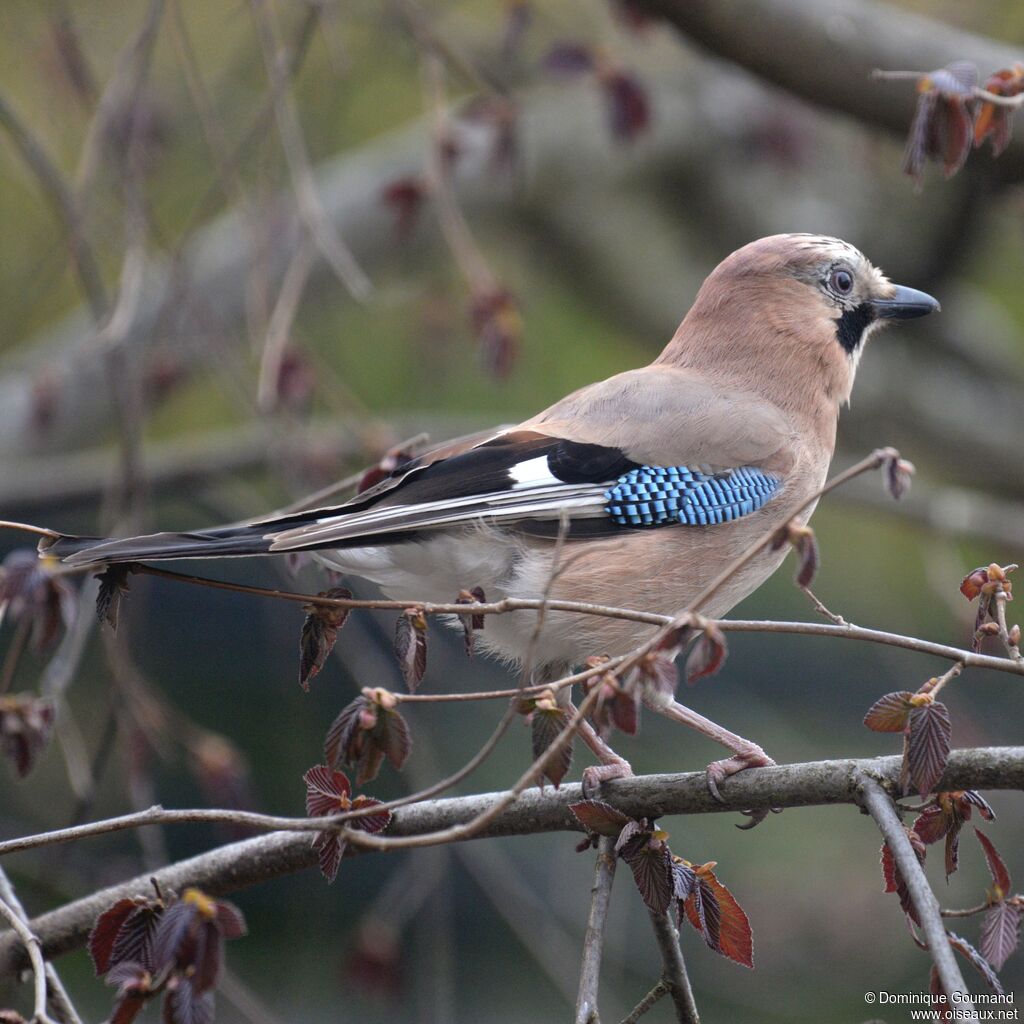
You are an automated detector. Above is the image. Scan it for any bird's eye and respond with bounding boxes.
[830,269,854,295]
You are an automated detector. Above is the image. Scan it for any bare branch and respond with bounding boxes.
[0,747,1019,980]
[575,836,617,1024]
[646,910,699,1024]
[855,771,972,1009]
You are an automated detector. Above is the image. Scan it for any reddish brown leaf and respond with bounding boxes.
[880,837,924,925]
[163,975,214,1024]
[600,70,650,143]
[912,805,951,846]
[906,700,952,797]
[685,625,728,684]
[927,965,954,1021]
[381,177,427,239]
[683,877,720,950]
[0,695,55,778]
[975,65,1024,156]
[961,567,990,601]
[470,288,521,377]
[980,901,1021,971]
[298,588,352,691]
[569,799,631,837]
[944,822,964,880]
[975,828,1013,896]
[104,962,154,1024]
[883,453,915,500]
[792,528,819,588]
[91,899,151,976]
[863,691,914,733]
[0,549,76,648]
[621,834,674,914]
[324,693,410,785]
[394,609,427,692]
[532,705,573,788]
[455,586,486,657]
[304,764,352,818]
[902,63,979,185]
[947,931,1004,994]
[690,867,753,968]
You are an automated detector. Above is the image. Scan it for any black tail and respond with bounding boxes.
[40,524,279,566]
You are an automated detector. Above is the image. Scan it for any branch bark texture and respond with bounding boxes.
[0,746,1019,979]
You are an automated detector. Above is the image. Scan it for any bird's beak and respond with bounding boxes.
[870,285,940,320]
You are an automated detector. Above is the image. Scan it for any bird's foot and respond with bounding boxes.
[581,758,634,799]
[705,744,775,804]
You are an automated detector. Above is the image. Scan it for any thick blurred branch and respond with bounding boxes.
[638,0,1024,182]
[0,746,1019,979]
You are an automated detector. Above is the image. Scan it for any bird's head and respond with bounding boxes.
[661,233,940,413]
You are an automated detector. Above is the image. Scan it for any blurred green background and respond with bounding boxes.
[1,0,1023,1021]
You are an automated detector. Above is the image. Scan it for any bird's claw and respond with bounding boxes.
[704,746,776,820]
[582,759,634,799]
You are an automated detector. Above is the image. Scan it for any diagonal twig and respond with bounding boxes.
[575,835,617,1024]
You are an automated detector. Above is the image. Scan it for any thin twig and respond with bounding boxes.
[575,836,617,1024]
[0,92,109,320]
[619,980,668,1024]
[0,869,61,1024]
[250,0,371,299]
[123,563,1024,679]
[994,589,1023,663]
[855,771,973,1010]
[647,910,699,1024]
[940,904,988,919]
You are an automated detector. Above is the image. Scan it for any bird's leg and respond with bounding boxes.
[541,666,634,797]
[575,716,634,797]
[643,692,774,801]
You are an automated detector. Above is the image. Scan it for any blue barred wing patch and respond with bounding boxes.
[604,466,780,528]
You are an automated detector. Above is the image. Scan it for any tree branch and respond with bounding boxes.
[575,836,617,1024]
[0,747,1019,979]
[637,0,1024,182]
[855,771,972,1010]
[647,910,699,1024]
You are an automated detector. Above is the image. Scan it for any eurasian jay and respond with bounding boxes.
[44,234,939,789]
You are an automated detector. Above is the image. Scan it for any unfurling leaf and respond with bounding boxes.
[911,792,988,880]
[0,695,55,777]
[0,548,76,649]
[298,587,352,690]
[960,566,991,601]
[94,564,132,632]
[303,765,392,882]
[104,962,153,1024]
[685,625,728,684]
[880,831,926,925]
[980,901,1021,971]
[587,672,639,738]
[90,897,164,976]
[671,858,697,901]
[682,866,754,968]
[569,799,631,837]
[152,889,247,995]
[394,609,428,692]
[901,62,979,185]
[324,691,410,785]
[531,703,573,788]
[541,41,595,75]
[881,451,915,500]
[620,829,674,914]
[600,69,650,143]
[455,586,486,657]
[771,523,818,587]
[863,691,915,733]
[975,828,1013,896]
[947,931,1004,994]
[470,288,521,377]
[975,65,1024,156]
[381,176,428,239]
[905,699,952,797]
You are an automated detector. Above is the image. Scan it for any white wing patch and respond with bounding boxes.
[509,455,559,489]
